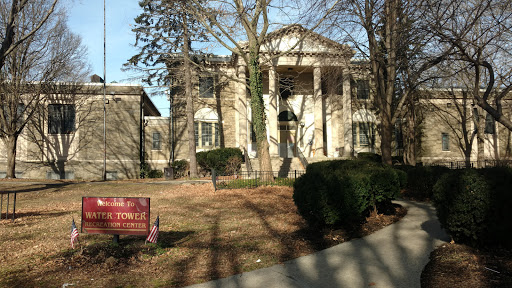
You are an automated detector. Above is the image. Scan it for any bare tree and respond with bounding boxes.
[0,0,90,178]
[427,0,512,133]
[184,0,339,174]
[327,0,453,165]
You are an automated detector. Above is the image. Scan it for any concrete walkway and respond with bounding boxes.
[185,200,450,288]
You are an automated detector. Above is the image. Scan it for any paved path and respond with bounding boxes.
[184,200,449,288]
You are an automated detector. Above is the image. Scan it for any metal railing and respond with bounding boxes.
[212,170,305,190]
[296,146,309,169]
[427,160,512,169]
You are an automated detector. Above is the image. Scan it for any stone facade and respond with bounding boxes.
[3,26,511,180]
[0,83,159,180]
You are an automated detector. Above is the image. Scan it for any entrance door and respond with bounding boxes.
[279,125,296,158]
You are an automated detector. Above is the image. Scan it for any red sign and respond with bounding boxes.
[82,197,150,235]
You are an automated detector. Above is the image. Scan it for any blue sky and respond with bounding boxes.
[68,0,171,116]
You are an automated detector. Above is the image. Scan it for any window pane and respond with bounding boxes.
[485,113,495,134]
[202,122,212,146]
[199,77,214,98]
[352,123,357,147]
[48,104,75,134]
[215,123,219,147]
[442,133,449,151]
[194,122,199,147]
[359,122,369,146]
[357,80,369,99]
[152,132,161,150]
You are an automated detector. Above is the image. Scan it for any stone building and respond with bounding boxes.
[2,25,511,180]
[0,81,160,179]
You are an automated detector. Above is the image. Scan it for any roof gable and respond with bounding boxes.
[261,25,353,56]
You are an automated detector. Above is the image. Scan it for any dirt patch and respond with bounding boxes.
[0,181,406,287]
[421,243,512,288]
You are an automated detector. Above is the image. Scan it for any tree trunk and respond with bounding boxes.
[5,134,18,178]
[381,114,393,166]
[183,20,198,178]
[404,104,416,166]
[248,50,273,178]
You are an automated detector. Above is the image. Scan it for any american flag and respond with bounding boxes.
[146,216,159,244]
[71,219,79,249]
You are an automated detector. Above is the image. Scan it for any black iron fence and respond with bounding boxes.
[212,170,305,190]
[427,160,512,169]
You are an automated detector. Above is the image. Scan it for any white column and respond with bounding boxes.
[268,67,279,156]
[237,65,248,152]
[313,66,324,157]
[343,69,353,157]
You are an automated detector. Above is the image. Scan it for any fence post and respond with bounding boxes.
[211,169,217,191]
[0,193,3,219]
[12,192,16,222]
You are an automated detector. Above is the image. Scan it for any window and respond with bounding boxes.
[352,122,375,147]
[442,133,450,151]
[199,77,214,98]
[485,113,495,134]
[152,132,161,150]
[357,80,370,99]
[194,121,220,148]
[194,122,199,146]
[201,122,212,146]
[48,104,75,134]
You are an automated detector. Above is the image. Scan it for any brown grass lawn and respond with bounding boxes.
[0,180,405,288]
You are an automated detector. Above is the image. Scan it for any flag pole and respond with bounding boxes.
[102,0,107,181]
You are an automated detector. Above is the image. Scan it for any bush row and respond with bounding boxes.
[196,148,243,175]
[293,159,402,227]
[433,167,512,248]
[394,165,450,200]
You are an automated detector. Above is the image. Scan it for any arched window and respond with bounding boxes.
[278,111,298,122]
[194,108,220,149]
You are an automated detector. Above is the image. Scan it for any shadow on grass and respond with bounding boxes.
[0,230,194,288]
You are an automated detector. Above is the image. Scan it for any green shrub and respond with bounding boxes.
[433,169,490,246]
[404,165,450,200]
[148,169,164,178]
[196,148,243,175]
[294,160,400,227]
[393,168,408,190]
[357,152,382,163]
[477,167,512,247]
[171,160,189,178]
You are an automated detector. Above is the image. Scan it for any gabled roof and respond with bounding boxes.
[258,24,354,56]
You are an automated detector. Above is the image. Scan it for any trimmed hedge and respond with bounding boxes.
[433,167,512,248]
[395,165,450,200]
[171,160,189,178]
[196,148,243,175]
[294,159,400,227]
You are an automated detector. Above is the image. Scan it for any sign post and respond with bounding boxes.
[82,197,150,240]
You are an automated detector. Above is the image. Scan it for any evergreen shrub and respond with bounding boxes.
[403,165,450,200]
[171,160,189,178]
[433,169,490,246]
[196,148,243,175]
[294,159,400,227]
[357,152,382,163]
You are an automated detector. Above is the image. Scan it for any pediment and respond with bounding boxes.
[260,25,353,56]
